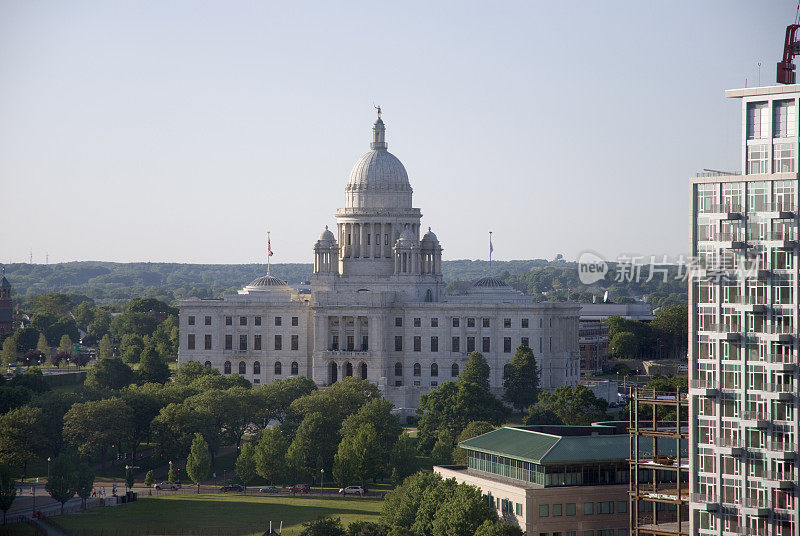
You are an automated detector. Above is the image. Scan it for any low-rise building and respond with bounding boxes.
[434,424,630,536]
[579,319,609,374]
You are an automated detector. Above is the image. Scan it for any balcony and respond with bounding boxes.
[700,324,742,341]
[321,350,371,359]
[763,382,796,401]
[741,410,770,429]
[690,379,720,397]
[740,497,770,517]
[766,439,798,459]
[714,436,744,455]
[763,471,795,489]
[690,493,719,511]
[765,353,798,372]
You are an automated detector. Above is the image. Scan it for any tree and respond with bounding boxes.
[186,433,211,493]
[63,398,134,463]
[1,337,16,365]
[347,521,389,536]
[382,472,444,530]
[119,387,163,459]
[286,412,338,478]
[430,483,497,536]
[459,352,490,390]
[119,334,144,363]
[14,327,39,353]
[138,346,170,384]
[340,398,401,477]
[45,454,76,515]
[299,516,346,536]
[651,304,688,358]
[144,470,155,487]
[524,406,563,425]
[502,345,540,411]
[73,459,94,509]
[85,358,134,390]
[255,426,289,485]
[174,361,217,385]
[168,461,179,484]
[473,521,523,536]
[528,385,608,426]
[389,433,417,485]
[235,442,256,492]
[0,406,44,477]
[31,294,74,317]
[57,335,74,356]
[430,430,455,466]
[0,467,16,525]
[151,402,216,462]
[36,333,50,355]
[333,423,380,487]
[452,422,495,465]
[610,331,637,358]
[98,335,113,359]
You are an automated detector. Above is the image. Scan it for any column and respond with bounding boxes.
[374,223,380,257]
[385,223,392,258]
[362,224,369,258]
[339,316,346,352]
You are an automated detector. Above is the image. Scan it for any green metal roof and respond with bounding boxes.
[459,427,629,464]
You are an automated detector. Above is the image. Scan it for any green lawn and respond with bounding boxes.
[0,523,37,535]
[51,494,383,536]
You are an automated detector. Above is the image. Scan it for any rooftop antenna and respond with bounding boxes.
[758,62,761,86]
[45,253,49,265]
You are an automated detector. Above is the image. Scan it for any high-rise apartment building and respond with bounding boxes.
[690,85,800,535]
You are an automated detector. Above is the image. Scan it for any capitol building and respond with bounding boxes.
[178,112,581,411]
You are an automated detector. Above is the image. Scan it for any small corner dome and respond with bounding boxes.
[421,227,438,243]
[246,274,290,289]
[397,226,416,243]
[472,276,510,288]
[317,226,336,243]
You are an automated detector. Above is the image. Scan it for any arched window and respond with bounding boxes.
[360,362,367,379]
[275,361,282,375]
[291,361,299,375]
[345,362,353,377]
[253,361,261,375]
[224,361,231,375]
[395,362,403,376]
[425,289,433,302]
[451,363,459,377]
[413,363,421,377]
[330,362,338,383]
[239,361,246,375]
[431,363,438,377]
[204,361,212,368]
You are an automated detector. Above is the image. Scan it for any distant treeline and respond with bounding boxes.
[3,259,687,309]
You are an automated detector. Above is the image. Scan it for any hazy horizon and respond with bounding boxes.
[1,1,793,265]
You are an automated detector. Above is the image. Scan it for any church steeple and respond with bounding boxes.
[371,106,387,150]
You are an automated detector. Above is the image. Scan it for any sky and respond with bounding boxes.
[0,1,796,265]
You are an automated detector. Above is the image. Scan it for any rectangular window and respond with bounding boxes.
[240,316,247,326]
[521,318,529,328]
[747,101,768,139]
[275,316,282,326]
[467,336,475,352]
[292,316,299,326]
[583,502,594,515]
[566,503,576,516]
[503,318,511,328]
[395,317,403,327]
[187,334,195,349]
[431,318,438,327]
[274,335,282,350]
[225,334,232,350]
[205,334,212,350]
[253,334,261,351]
[504,337,512,353]
[254,316,261,326]
[367,233,370,245]
[205,316,211,326]
[774,99,796,138]
[597,501,613,514]
[452,337,460,353]
[414,318,421,327]
[239,334,247,351]
[552,503,562,516]
[467,318,475,328]
[188,316,195,326]
[515,503,522,516]
[482,337,490,352]
[583,532,594,536]
[395,336,403,351]
[616,501,627,514]
[521,337,529,347]
[538,504,549,517]
[747,144,768,174]
[452,318,460,328]
[431,336,438,352]
[774,142,796,172]
[482,318,490,328]
[413,336,421,352]
[291,335,299,351]
[225,316,232,326]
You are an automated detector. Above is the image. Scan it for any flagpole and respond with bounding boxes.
[267,231,271,275]
[489,231,493,269]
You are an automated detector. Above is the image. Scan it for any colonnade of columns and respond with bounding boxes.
[337,222,420,259]
[327,314,374,352]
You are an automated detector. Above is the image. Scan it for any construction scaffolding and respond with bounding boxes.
[629,388,690,536]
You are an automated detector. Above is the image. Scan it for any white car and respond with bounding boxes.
[154,481,181,490]
[338,486,365,495]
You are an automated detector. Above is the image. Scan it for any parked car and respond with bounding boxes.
[259,486,279,493]
[154,481,181,490]
[289,484,310,493]
[220,484,244,493]
[338,486,365,495]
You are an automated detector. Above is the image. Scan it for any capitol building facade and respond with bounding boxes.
[178,113,581,410]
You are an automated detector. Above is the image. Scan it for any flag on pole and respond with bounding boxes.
[268,233,273,257]
[489,233,493,255]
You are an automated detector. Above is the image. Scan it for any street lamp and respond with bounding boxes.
[320,468,324,495]
[47,457,51,480]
